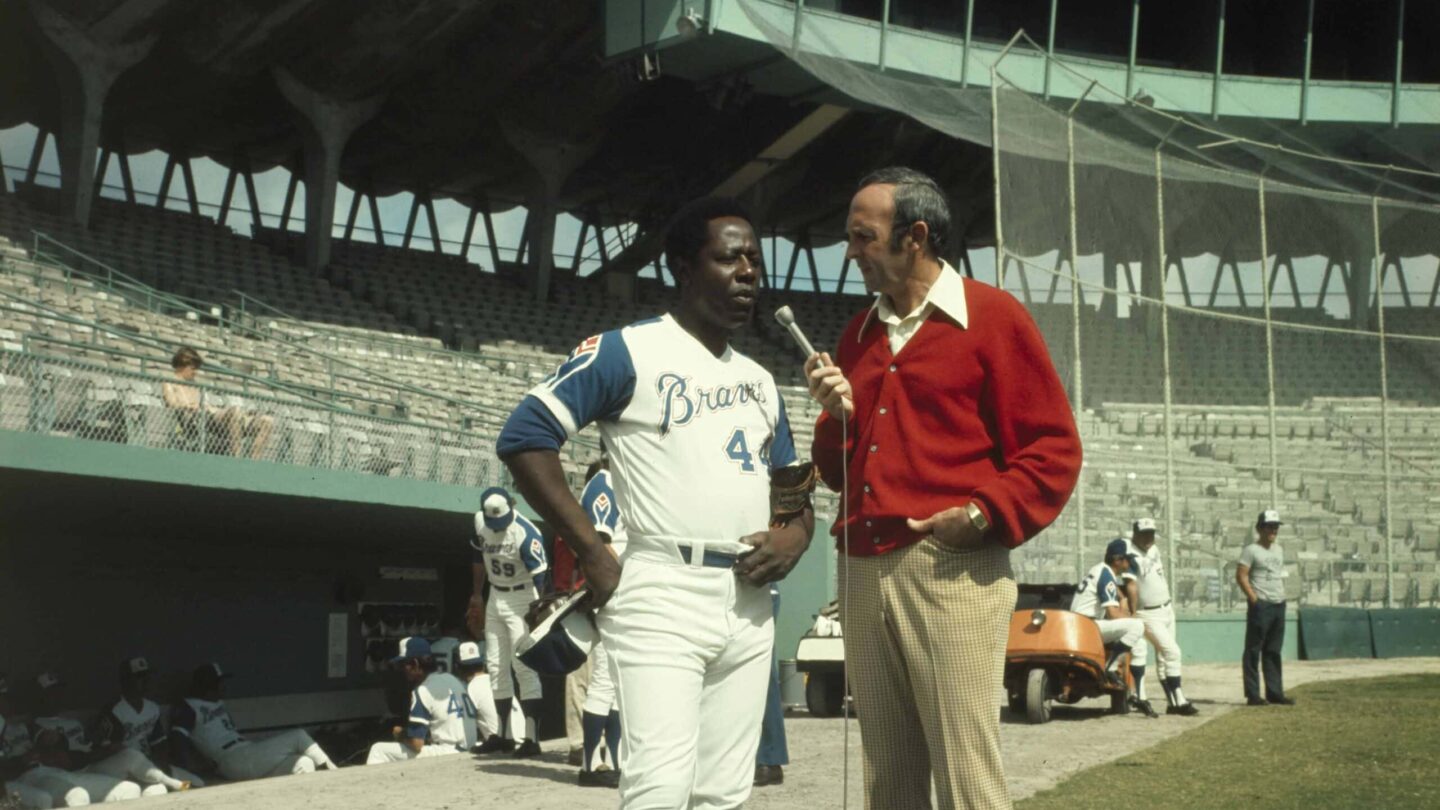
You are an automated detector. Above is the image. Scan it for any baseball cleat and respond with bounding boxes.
[578,769,621,788]
[1130,698,1160,718]
[754,764,784,786]
[1245,697,1268,707]
[513,738,542,758]
[475,735,516,754]
[1167,702,1200,716]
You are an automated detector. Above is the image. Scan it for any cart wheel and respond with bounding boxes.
[1025,668,1052,724]
[806,673,845,718]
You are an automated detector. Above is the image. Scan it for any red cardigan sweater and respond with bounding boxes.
[813,278,1082,555]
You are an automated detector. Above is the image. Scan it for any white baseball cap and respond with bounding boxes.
[1132,517,1157,533]
[478,486,514,532]
[37,672,61,690]
[122,657,150,677]
[457,641,484,668]
[1257,509,1283,527]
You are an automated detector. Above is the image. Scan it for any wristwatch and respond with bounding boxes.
[965,501,990,536]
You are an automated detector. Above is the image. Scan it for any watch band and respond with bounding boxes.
[965,501,990,535]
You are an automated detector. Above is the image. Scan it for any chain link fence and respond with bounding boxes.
[0,347,505,488]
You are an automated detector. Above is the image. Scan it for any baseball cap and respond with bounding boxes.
[36,671,62,690]
[478,487,514,532]
[1256,509,1283,528]
[456,641,484,668]
[393,636,432,662]
[192,663,232,688]
[1105,538,1130,560]
[121,657,150,678]
[515,590,596,677]
[1132,517,1157,533]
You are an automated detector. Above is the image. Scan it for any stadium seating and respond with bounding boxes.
[2,187,1437,609]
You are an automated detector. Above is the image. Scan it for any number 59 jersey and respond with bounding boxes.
[525,313,797,548]
[472,512,548,589]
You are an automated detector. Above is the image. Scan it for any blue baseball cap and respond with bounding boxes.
[515,591,596,677]
[478,487,514,532]
[394,636,432,661]
[1105,538,1130,560]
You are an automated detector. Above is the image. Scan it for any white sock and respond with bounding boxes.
[1173,686,1188,705]
[525,716,538,742]
[141,784,168,797]
[145,768,186,791]
[304,744,336,769]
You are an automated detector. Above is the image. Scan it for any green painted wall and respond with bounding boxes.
[1174,613,1301,662]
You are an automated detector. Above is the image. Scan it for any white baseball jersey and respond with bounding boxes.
[94,698,167,756]
[473,513,548,590]
[580,469,628,553]
[1123,540,1172,608]
[32,715,90,754]
[524,314,797,547]
[406,672,478,750]
[170,699,244,760]
[1071,562,1122,620]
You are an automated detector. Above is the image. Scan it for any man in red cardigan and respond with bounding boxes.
[806,167,1081,810]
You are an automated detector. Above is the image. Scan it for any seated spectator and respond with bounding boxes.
[365,638,476,764]
[170,663,337,780]
[93,657,203,788]
[161,347,273,459]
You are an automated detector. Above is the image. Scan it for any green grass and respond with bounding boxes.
[1017,674,1440,810]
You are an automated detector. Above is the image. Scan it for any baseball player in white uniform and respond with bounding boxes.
[1071,539,1146,686]
[3,672,92,810]
[93,657,204,788]
[170,663,337,780]
[497,197,816,810]
[366,637,477,763]
[576,461,625,788]
[1123,518,1199,716]
[27,670,172,801]
[471,487,548,758]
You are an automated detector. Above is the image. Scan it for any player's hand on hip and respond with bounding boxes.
[908,506,984,551]
[578,548,623,609]
[805,352,854,422]
[734,526,809,586]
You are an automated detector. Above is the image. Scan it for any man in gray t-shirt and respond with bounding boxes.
[1236,510,1292,706]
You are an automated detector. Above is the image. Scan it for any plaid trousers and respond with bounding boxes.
[839,538,1016,810]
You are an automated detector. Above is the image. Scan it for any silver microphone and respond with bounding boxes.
[774,305,826,365]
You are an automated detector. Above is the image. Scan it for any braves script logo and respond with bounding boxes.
[656,373,766,435]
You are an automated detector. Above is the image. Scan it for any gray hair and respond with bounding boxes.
[857,166,951,258]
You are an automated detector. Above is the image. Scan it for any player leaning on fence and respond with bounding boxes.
[805,167,1082,810]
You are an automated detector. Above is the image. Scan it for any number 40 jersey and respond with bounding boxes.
[521,313,798,548]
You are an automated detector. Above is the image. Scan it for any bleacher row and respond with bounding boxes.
[1,187,1438,609]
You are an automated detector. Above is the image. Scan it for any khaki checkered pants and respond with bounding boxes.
[840,538,1016,810]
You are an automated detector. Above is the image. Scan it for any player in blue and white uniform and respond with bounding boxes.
[498,197,816,810]
[576,459,625,789]
[92,657,203,788]
[170,663,336,780]
[366,638,477,764]
[1071,539,1146,686]
[470,487,548,758]
[1123,518,1199,716]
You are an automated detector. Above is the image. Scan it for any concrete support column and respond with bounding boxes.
[274,69,384,271]
[1347,254,1373,330]
[27,2,156,227]
[501,120,595,303]
[1100,252,1120,318]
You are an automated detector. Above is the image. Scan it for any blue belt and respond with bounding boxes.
[678,546,740,569]
[222,739,243,751]
[492,582,529,592]
[1142,600,1171,611]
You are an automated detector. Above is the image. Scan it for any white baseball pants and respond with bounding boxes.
[84,747,187,791]
[1095,617,1145,650]
[13,765,141,804]
[1130,604,1183,677]
[599,544,773,810]
[581,638,615,716]
[216,729,331,780]
[365,742,463,764]
[486,588,542,701]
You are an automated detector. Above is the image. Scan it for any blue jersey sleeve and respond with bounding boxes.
[1098,569,1120,608]
[764,396,799,470]
[496,397,568,456]
[532,331,636,435]
[517,517,548,575]
[580,471,620,539]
